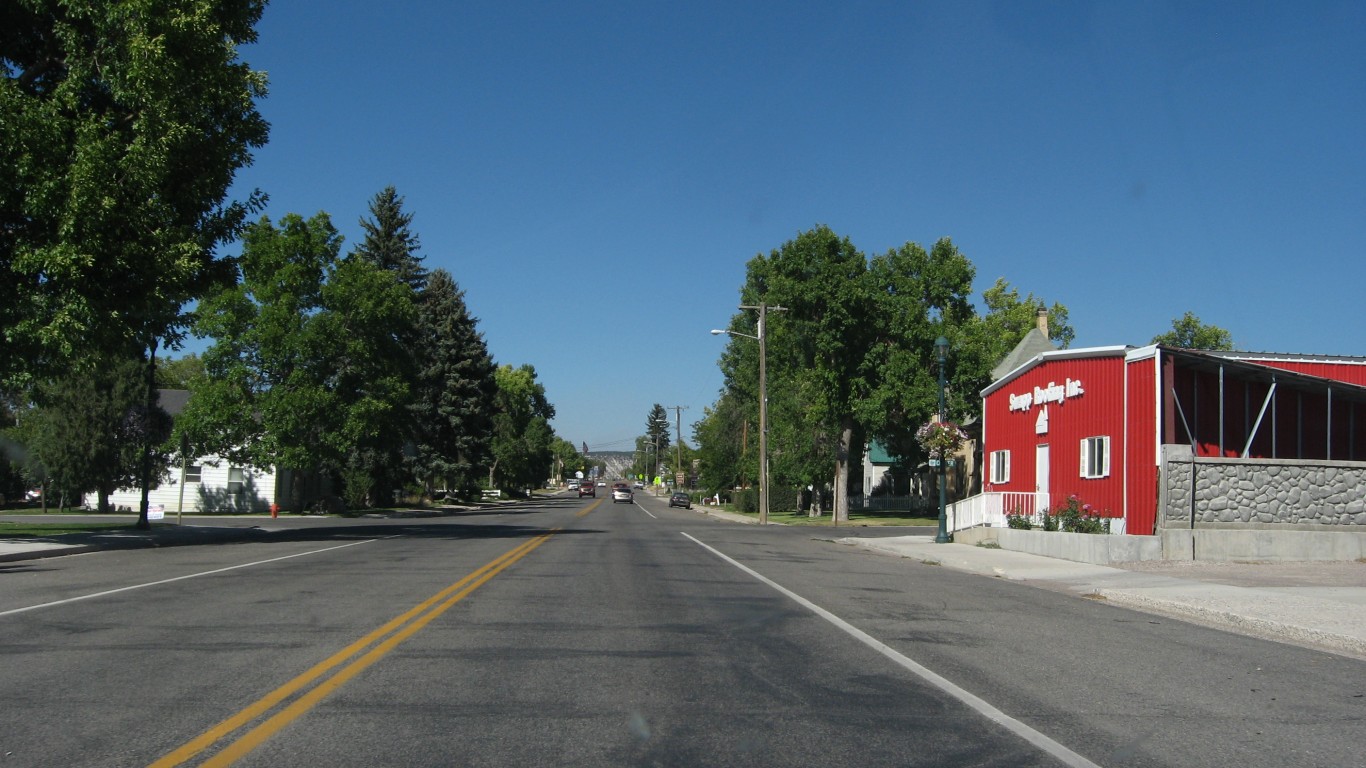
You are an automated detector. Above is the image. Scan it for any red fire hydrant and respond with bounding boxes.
[270,503,279,519]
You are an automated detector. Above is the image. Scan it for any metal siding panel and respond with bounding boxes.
[1253,360,1366,386]
[1125,358,1158,535]
[983,354,1127,515]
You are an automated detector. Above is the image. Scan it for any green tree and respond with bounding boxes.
[550,438,586,482]
[11,354,172,512]
[324,250,418,507]
[353,186,428,294]
[977,278,1074,349]
[156,354,206,390]
[488,364,555,493]
[343,187,430,504]
[739,226,875,521]
[179,212,416,510]
[693,394,747,494]
[1,1,269,388]
[857,238,977,470]
[644,404,671,469]
[410,269,497,500]
[1152,311,1234,350]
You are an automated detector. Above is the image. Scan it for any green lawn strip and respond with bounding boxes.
[0,521,165,539]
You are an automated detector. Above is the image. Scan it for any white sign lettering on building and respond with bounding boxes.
[1008,378,1085,413]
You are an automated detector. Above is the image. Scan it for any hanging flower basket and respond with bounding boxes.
[916,420,968,459]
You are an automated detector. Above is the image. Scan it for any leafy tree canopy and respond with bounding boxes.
[178,212,416,505]
[489,364,555,491]
[1,0,269,387]
[1152,311,1234,350]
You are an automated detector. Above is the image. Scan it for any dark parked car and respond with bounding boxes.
[668,492,691,509]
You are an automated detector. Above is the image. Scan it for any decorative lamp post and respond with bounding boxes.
[935,335,951,543]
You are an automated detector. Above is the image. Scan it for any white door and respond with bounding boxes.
[1035,444,1050,513]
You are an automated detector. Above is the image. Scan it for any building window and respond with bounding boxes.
[227,467,245,495]
[990,450,1010,484]
[185,465,202,484]
[1080,437,1111,479]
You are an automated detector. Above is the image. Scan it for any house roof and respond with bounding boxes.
[157,389,191,416]
[866,440,896,464]
[989,327,1056,382]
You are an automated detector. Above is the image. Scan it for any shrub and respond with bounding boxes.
[734,489,758,513]
[1006,513,1033,529]
[1041,508,1059,531]
[1051,495,1110,534]
[770,486,800,513]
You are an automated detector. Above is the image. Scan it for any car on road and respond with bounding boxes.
[612,486,633,503]
[632,481,645,489]
[578,481,595,497]
[668,492,691,509]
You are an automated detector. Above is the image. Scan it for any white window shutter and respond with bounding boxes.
[1101,437,1111,477]
[1079,439,1090,477]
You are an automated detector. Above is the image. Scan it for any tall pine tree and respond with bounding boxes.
[344,187,427,504]
[644,404,671,471]
[353,186,428,294]
[411,269,498,499]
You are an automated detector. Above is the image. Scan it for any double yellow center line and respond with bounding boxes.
[151,523,572,767]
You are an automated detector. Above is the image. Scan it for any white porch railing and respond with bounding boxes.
[947,492,1050,532]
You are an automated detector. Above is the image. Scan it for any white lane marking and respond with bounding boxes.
[637,504,657,519]
[681,532,1104,768]
[0,539,379,619]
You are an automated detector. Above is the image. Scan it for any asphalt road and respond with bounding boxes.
[1,495,1362,767]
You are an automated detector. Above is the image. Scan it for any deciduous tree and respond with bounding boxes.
[11,355,172,512]
[179,212,415,509]
[726,226,875,521]
[1,0,269,387]
[1152,311,1234,350]
[488,364,555,493]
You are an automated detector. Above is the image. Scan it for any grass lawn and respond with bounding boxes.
[0,521,150,538]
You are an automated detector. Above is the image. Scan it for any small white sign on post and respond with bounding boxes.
[148,504,165,521]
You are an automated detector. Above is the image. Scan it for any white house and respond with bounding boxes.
[82,390,281,514]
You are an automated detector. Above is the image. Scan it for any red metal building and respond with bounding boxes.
[980,346,1366,535]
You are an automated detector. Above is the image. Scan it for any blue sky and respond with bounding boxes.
[215,1,1365,452]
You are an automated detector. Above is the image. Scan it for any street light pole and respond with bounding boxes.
[713,303,785,525]
[935,335,951,544]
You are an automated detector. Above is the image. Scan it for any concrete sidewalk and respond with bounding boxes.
[839,535,1366,661]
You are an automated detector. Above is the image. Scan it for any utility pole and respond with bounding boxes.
[711,303,785,523]
[668,405,689,486]
[740,303,786,524]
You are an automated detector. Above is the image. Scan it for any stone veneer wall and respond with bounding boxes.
[1158,444,1366,528]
